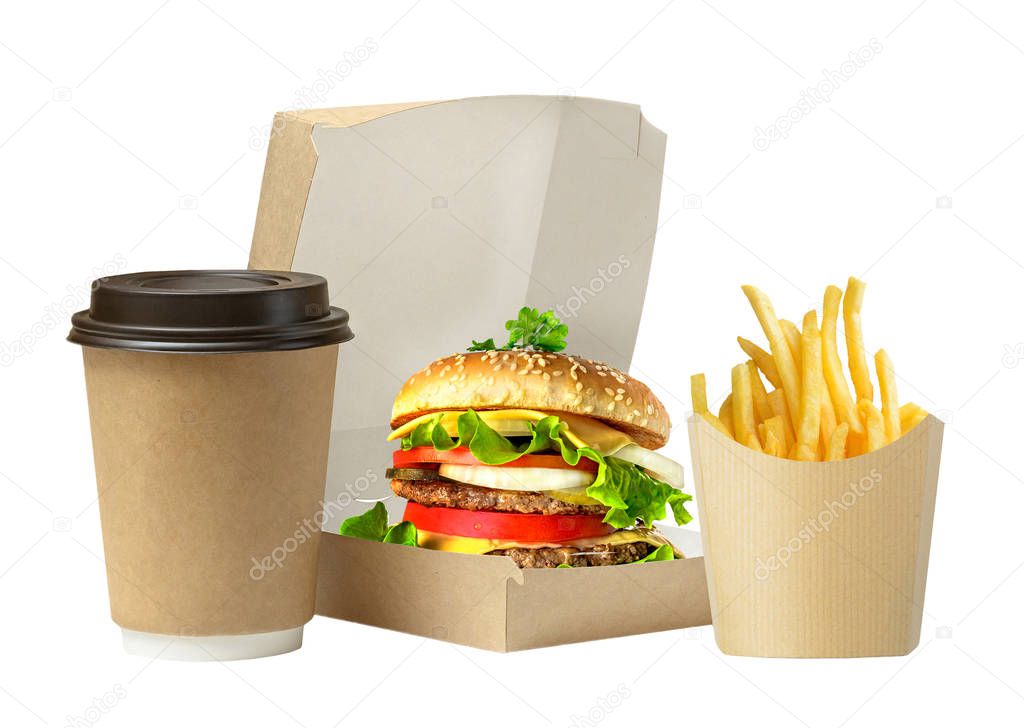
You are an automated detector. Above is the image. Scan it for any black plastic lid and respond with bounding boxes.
[68,270,354,353]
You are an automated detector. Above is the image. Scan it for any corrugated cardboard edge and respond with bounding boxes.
[248,101,439,270]
[315,532,710,652]
[688,414,943,657]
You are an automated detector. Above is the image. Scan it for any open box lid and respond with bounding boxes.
[248,96,668,528]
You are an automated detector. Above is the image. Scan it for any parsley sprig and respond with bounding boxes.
[467,307,568,353]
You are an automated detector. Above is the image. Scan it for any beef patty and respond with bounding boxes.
[390,478,607,516]
[488,541,652,568]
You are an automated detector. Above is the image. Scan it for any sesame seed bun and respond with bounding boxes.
[390,350,671,449]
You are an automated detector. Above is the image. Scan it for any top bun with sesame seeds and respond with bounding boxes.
[390,350,671,449]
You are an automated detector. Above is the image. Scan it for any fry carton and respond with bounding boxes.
[688,414,943,657]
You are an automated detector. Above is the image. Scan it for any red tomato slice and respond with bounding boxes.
[393,446,597,472]
[403,501,614,542]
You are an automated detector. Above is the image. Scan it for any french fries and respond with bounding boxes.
[690,373,709,415]
[794,311,822,461]
[718,394,735,437]
[899,402,928,434]
[737,337,782,388]
[742,286,802,437]
[763,427,783,457]
[858,399,885,453]
[696,370,737,438]
[826,422,849,461]
[692,277,929,461]
[767,388,795,451]
[691,372,733,438]
[820,389,837,454]
[747,361,773,424]
[763,416,786,458]
[844,277,873,403]
[780,319,802,363]
[875,349,901,444]
[822,285,863,438]
[731,364,762,451]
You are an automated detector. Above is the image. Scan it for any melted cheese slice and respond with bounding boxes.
[417,527,681,558]
[387,409,635,456]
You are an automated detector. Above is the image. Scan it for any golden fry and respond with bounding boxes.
[899,402,928,434]
[858,399,885,452]
[822,285,863,436]
[844,277,874,403]
[738,337,782,388]
[820,393,837,451]
[731,363,762,451]
[742,286,802,434]
[747,361,773,424]
[706,277,918,457]
[826,422,850,461]
[718,394,735,437]
[794,311,822,461]
[780,318,802,362]
[767,388,795,452]
[691,373,709,414]
[874,350,901,444]
[763,416,786,456]
[805,305,838,452]
[700,411,733,439]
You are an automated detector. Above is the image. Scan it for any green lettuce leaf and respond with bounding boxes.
[586,457,693,529]
[468,307,568,352]
[504,307,568,352]
[339,501,388,540]
[635,543,676,562]
[339,502,418,547]
[467,338,496,352]
[382,520,418,546]
[401,410,693,527]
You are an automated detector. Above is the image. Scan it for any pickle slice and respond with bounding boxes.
[386,467,447,481]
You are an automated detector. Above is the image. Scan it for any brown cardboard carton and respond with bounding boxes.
[83,346,338,645]
[250,96,709,650]
[687,414,943,658]
[315,528,711,652]
[248,95,667,530]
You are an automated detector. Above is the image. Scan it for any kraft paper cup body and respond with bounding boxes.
[688,415,943,658]
[82,345,339,652]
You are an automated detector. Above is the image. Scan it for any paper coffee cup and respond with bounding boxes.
[70,270,353,660]
[688,415,943,658]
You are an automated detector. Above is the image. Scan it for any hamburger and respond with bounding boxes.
[341,308,691,568]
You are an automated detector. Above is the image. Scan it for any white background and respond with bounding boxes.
[2,1,1022,726]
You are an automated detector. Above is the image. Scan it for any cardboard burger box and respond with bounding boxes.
[248,96,712,650]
